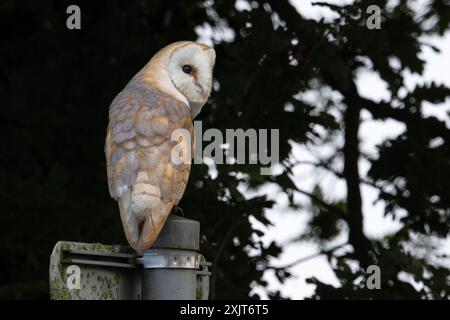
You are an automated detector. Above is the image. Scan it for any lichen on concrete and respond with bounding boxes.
[49,241,130,300]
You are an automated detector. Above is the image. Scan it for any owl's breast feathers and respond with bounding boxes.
[105,76,193,251]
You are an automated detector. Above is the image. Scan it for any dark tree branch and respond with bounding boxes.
[268,242,349,270]
[294,160,382,190]
[296,187,346,219]
[343,101,374,267]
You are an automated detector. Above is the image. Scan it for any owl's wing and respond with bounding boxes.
[105,82,193,252]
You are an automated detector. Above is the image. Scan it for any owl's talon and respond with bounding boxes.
[171,206,184,217]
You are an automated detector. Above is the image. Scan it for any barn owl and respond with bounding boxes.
[105,41,215,252]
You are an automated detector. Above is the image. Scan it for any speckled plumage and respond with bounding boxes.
[106,78,193,251]
[105,41,215,252]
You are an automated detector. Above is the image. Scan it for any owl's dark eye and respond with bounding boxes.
[182,65,192,74]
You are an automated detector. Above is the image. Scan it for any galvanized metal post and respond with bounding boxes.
[49,215,211,300]
[137,215,208,300]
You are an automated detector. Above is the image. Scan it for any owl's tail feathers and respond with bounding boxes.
[136,204,171,252]
[118,188,171,252]
[118,190,140,249]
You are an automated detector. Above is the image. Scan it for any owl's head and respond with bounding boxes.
[142,41,216,118]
